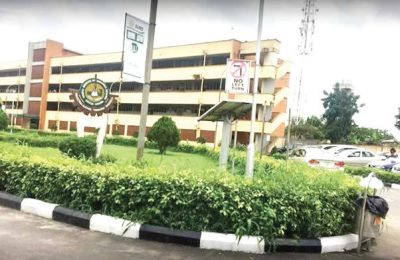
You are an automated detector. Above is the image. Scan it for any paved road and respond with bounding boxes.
[0,188,399,260]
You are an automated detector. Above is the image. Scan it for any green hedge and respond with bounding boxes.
[345,166,400,185]
[0,142,359,239]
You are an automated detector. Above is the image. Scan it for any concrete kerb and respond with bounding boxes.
[0,191,359,254]
[385,183,400,190]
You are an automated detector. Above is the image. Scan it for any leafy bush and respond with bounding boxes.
[0,142,359,240]
[0,110,9,130]
[0,131,63,148]
[147,116,179,154]
[196,136,206,144]
[59,136,96,159]
[345,166,400,184]
[106,136,137,146]
[92,154,117,165]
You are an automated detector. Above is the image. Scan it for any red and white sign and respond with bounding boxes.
[225,59,251,94]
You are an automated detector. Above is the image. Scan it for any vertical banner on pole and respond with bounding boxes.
[122,13,149,83]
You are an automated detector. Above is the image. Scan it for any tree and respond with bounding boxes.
[321,83,362,143]
[289,116,325,141]
[147,116,180,154]
[395,108,400,130]
[347,126,394,144]
[0,109,9,130]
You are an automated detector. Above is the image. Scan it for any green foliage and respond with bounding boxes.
[92,154,117,165]
[322,84,362,143]
[0,109,9,130]
[288,116,325,141]
[0,130,65,148]
[345,166,400,184]
[0,142,359,240]
[106,136,137,146]
[395,107,400,130]
[347,127,394,145]
[58,136,96,159]
[147,116,180,154]
[196,136,206,144]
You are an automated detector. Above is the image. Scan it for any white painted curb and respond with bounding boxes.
[21,198,58,219]
[391,183,400,190]
[200,231,264,254]
[320,234,358,253]
[90,214,141,239]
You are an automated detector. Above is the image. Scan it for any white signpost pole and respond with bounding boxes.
[245,0,264,178]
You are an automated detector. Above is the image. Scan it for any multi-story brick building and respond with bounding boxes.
[0,39,290,152]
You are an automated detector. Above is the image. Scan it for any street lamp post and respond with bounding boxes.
[6,84,20,134]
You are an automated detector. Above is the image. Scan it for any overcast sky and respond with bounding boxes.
[1,0,399,139]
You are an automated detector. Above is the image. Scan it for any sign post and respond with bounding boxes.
[136,0,158,160]
[225,59,251,94]
[70,75,118,157]
[122,13,149,83]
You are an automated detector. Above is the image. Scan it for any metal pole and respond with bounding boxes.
[259,103,267,158]
[214,66,227,149]
[137,0,158,160]
[286,108,292,160]
[245,0,264,178]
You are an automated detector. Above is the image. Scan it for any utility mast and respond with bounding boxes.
[294,0,318,119]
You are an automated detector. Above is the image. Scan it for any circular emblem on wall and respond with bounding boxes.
[70,76,117,116]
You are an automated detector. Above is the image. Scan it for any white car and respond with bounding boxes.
[322,145,358,155]
[307,148,385,169]
[392,163,400,173]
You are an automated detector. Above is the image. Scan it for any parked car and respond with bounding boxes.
[392,163,400,173]
[306,148,385,169]
[322,145,358,155]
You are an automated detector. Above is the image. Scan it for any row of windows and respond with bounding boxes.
[47,102,213,116]
[51,62,121,74]
[0,85,25,93]
[51,54,230,75]
[48,79,226,93]
[0,101,23,109]
[0,68,26,77]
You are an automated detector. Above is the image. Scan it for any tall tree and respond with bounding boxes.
[395,107,400,130]
[321,83,361,143]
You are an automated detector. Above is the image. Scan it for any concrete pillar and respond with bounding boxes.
[219,116,233,169]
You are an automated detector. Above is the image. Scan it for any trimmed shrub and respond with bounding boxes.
[92,154,117,165]
[147,116,179,154]
[59,136,96,159]
[196,136,206,144]
[0,110,9,130]
[0,142,359,240]
[345,166,400,184]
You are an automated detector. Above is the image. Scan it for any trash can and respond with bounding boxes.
[355,196,389,238]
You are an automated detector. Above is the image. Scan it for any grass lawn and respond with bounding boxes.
[2,142,217,172]
[102,144,217,171]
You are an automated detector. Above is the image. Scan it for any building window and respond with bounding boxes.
[152,56,204,69]
[0,68,26,77]
[151,80,201,92]
[46,102,75,111]
[51,62,122,75]
[205,53,230,65]
[203,79,225,91]
[148,104,198,116]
